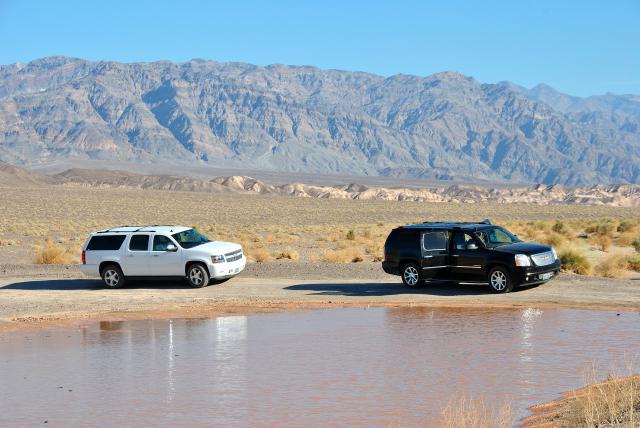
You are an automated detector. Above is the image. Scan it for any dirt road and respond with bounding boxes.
[1,262,639,332]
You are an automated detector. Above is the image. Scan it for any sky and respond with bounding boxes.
[0,0,638,97]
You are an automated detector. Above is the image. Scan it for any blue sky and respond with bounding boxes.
[0,0,638,96]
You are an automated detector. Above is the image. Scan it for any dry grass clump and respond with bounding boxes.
[275,248,300,260]
[245,246,272,263]
[617,220,637,233]
[594,253,629,278]
[321,247,365,263]
[534,369,640,427]
[590,234,612,252]
[440,395,513,428]
[627,255,640,272]
[33,239,74,264]
[559,247,592,275]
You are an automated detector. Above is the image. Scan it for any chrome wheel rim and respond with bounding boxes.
[490,270,507,291]
[403,266,419,286]
[104,269,119,287]
[189,268,203,286]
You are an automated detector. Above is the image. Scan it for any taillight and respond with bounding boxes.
[82,250,86,265]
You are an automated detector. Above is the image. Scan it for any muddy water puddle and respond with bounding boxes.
[1,307,639,427]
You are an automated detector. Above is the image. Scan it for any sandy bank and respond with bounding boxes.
[1,262,639,333]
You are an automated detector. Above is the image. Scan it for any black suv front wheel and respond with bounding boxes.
[401,263,422,288]
[488,267,513,293]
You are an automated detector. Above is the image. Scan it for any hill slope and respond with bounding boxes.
[1,56,639,185]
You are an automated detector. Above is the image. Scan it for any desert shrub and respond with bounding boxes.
[587,221,615,237]
[627,255,640,272]
[590,234,612,252]
[594,253,628,278]
[346,229,356,241]
[321,247,364,263]
[617,220,636,233]
[541,232,566,247]
[552,220,567,234]
[632,237,640,253]
[559,248,592,275]
[33,240,74,264]
[246,247,272,263]
[275,249,299,260]
[441,394,513,428]
[0,239,19,246]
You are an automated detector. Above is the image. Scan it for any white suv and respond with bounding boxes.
[80,226,246,288]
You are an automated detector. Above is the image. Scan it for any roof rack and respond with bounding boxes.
[422,219,492,225]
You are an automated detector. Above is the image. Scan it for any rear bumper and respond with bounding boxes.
[514,260,561,285]
[207,256,246,279]
[80,264,100,277]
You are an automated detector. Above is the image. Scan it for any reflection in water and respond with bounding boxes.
[0,308,638,426]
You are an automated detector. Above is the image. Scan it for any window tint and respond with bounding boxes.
[422,231,448,252]
[153,235,174,251]
[86,235,126,251]
[129,235,149,251]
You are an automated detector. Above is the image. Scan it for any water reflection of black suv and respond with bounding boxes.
[382,220,561,293]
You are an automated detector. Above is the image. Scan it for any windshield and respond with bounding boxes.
[475,226,520,247]
[172,229,211,249]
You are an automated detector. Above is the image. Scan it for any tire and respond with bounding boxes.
[101,264,125,289]
[488,266,513,293]
[401,263,422,288]
[186,263,209,288]
[209,278,230,285]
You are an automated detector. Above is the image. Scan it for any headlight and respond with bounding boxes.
[211,255,225,263]
[551,247,558,260]
[515,254,531,267]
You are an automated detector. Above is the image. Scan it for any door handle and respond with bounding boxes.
[452,254,460,257]
[423,255,433,258]
[152,254,159,257]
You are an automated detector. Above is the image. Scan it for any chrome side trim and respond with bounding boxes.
[422,265,448,269]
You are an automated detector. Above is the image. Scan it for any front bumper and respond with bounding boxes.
[207,256,247,279]
[515,259,561,285]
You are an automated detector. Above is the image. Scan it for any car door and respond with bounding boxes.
[125,234,151,276]
[420,231,450,279]
[449,232,485,281]
[148,234,183,276]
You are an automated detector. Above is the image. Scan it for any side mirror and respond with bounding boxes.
[166,244,178,252]
[466,243,478,250]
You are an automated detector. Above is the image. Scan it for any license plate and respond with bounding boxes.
[539,272,553,280]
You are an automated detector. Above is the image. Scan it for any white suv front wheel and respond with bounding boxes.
[186,263,209,288]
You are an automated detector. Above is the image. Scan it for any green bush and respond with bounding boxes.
[632,237,640,253]
[617,220,635,233]
[559,248,592,275]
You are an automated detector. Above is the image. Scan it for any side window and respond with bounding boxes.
[153,235,174,251]
[129,235,149,251]
[421,231,448,254]
[452,233,476,250]
[86,235,126,251]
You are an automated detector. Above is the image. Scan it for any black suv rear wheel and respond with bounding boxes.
[401,263,422,288]
[488,267,513,293]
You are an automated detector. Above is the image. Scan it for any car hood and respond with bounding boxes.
[491,241,551,255]
[186,241,242,255]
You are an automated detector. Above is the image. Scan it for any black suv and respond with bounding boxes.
[382,220,561,293]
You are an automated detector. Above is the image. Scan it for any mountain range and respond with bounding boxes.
[1,56,639,185]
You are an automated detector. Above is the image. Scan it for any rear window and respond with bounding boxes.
[86,235,126,251]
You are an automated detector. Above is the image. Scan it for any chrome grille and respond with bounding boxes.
[531,251,555,266]
[225,249,243,262]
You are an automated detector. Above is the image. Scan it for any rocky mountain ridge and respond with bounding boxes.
[1,56,639,185]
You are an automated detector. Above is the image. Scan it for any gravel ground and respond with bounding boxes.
[0,262,639,333]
